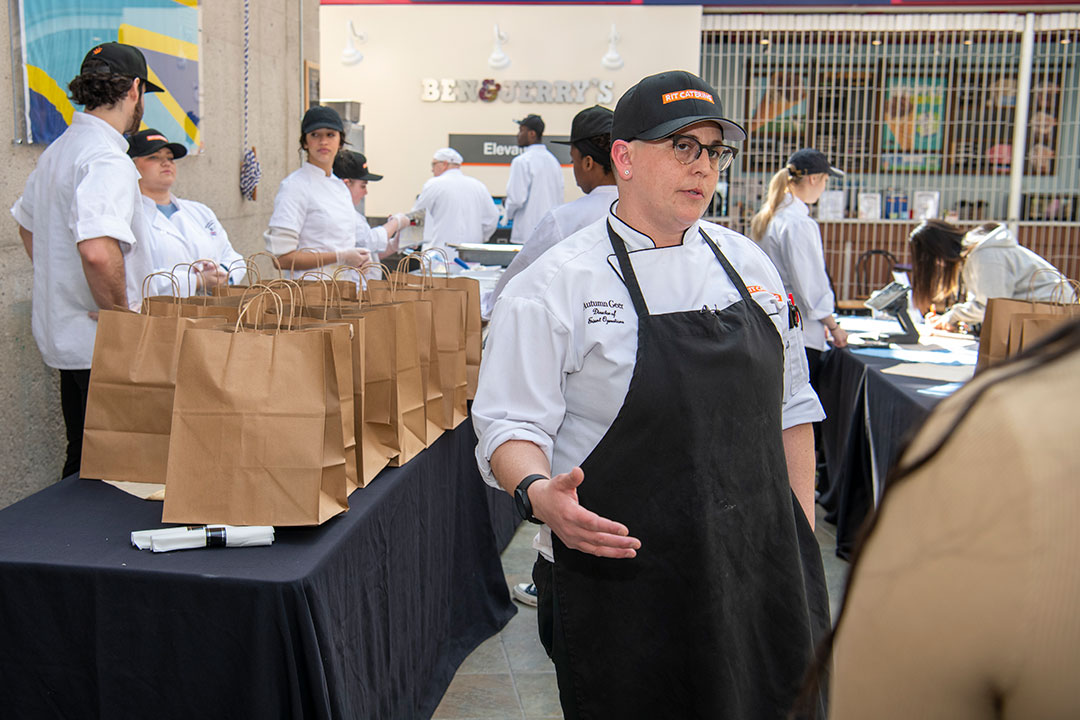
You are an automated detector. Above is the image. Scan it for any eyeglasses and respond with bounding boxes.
[661,134,738,172]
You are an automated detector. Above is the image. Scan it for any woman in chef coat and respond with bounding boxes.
[909,219,1074,331]
[263,106,369,278]
[127,129,243,296]
[472,70,829,719]
[752,148,847,379]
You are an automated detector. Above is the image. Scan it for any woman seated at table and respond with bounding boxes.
[263,106,370,279]
[128,129,244,296]
[909,219,1074,331]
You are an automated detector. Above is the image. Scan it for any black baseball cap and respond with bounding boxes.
[611,70,746,144]
[126,129,187,159]
[787,148,845,177]
[302,106,344,135]
[80,42,164,93]
[334,150,383,181]
[552,105,613,145]
[515,114,545,135]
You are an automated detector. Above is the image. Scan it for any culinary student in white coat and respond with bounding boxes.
[752,147,848,377]
[411,147,499,259]
[909,219,1076,331]
[10,42,160,479]
[333,150,407,280]
[504,114,564,246]
[487,105,618,319]
[127,129,244,296]
[264,106,370,280]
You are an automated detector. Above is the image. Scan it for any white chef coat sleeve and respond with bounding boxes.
[198,205,245,280]
[945,250,1009,326]
[781,217,835,321]
[504,157,529,221]
[74,155,139,245]
[367,225,390,254]
[488,211,561,312]
[11,170,37,229]
[472,294,572,489]
[480,195,499,242]
[264,179,305,254]
[412,177,436,213]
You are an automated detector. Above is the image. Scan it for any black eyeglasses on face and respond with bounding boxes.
[662,134,738,171]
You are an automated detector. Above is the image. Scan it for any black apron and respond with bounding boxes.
[549,225,829,719]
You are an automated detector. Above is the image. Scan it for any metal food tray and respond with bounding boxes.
[451,243,522,267]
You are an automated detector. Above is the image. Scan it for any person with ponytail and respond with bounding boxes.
[908,219,1074,331]
[752,149,847,385]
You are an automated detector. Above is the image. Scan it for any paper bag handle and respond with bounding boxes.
[236,289,284,333]
[246,251,283,280]
[140,271,182,311]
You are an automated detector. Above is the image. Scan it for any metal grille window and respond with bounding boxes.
[701,12,1080,301]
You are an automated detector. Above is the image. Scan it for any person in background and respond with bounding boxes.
[264,106,370,279]
[504,114,564,246]
[127,129,243,296]
[333,150,407,280]
[819,319,1080,719]
[752,148,848,370]
[10,42,160,479]
[473,70,828,718]
[909,219,1075,331]
[487,105,618,323]
[411,147,498,260]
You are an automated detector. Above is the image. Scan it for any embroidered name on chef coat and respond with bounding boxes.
[583,299,626,325]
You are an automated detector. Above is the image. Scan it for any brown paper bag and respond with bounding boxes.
[366,300,428,466]
[978,296,1080,371]
[393,271,482,398]
[81,309,197,485]
[162,311,348,526]
[308,304,397,482]
[291,318,359,494]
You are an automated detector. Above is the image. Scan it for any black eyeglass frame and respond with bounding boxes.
[652,134,739,172]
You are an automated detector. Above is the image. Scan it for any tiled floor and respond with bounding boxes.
[433,504,849,720]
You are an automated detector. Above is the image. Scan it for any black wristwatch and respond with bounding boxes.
[514,474,547,524]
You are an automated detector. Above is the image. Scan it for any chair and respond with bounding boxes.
[854,249,899,299]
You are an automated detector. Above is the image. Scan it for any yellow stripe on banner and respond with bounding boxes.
[118,23,199,62]
[145,65,202,148]
[170,0,198,7]
[26,64,76,126]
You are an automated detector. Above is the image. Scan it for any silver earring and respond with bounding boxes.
[624,170,630,176]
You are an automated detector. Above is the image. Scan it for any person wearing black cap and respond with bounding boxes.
[473,70,828,718]
[264,106,370,278]
[752,148,848,365]
[504,113,564,245]
[127,129,245,296]
[334,149,408,279]
[11,42,162,479]
[487,105,617,322]
[411,147,499,260]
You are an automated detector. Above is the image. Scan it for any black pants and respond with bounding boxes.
[532,555,580,720]
[59,369,91,479]
[805,348,828,489]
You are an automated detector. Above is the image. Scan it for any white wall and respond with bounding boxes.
[319,4,702,215]
[0,0,320,508]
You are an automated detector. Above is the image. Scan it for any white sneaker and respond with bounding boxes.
[512,582,538,607]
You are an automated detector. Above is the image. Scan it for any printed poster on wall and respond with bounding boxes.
[880,75,945,172]
[17,0,201,151]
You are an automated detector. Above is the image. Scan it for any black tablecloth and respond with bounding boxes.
[817,348,946,559]
[0,417,518,720]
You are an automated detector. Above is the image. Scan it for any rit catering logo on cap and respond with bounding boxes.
[92,46,103,55]
[662,89,714,105]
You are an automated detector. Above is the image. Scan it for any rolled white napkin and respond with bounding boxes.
[130,525,275,552]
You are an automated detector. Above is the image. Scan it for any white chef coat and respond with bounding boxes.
[504,144,564,245]
[10,111,154,370]
[487,184,618,316]
[758,195,836,352]
[140,194,244,297]
[473,206,825,560]
[264,162,358,280]
[412,167,499,257]
[355,211,389,280]
[944,224,1076,326]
